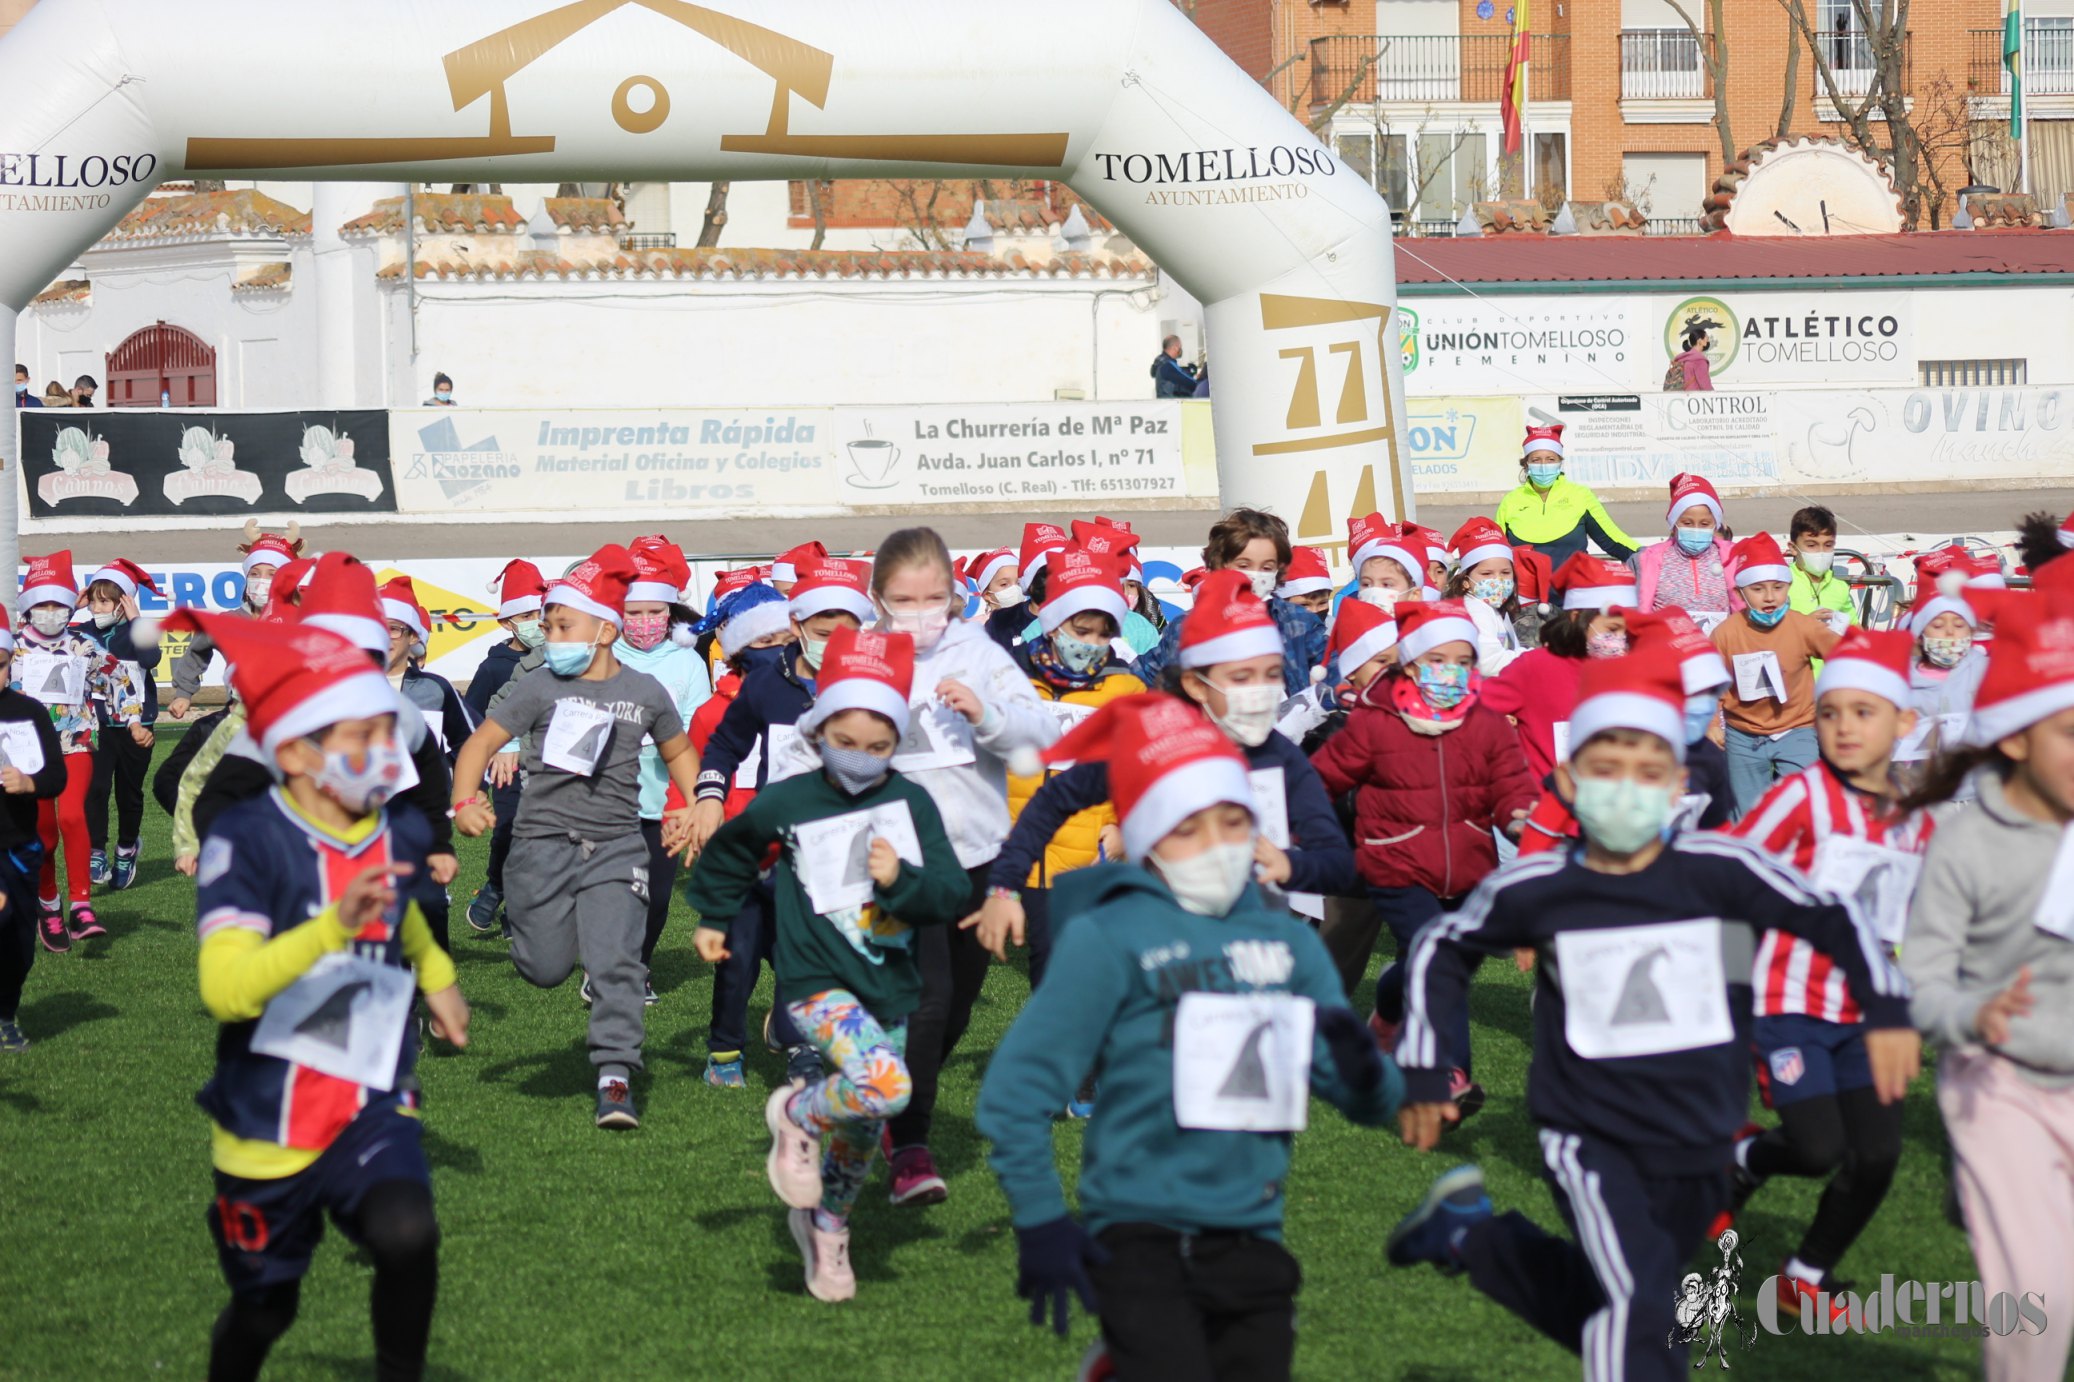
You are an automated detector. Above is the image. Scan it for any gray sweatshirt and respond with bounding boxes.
[1903,770,2074,1088]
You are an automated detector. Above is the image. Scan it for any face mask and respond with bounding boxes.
[1153,839,1256,916]
[512,618,546,649]
[13,383,24,396]
[1200,676,1280,747]
[243,576,272,610]
[92,610,120,630]
[1674,527,1715,557]
[1246,569,1278,601]
[1413,660,1471,711]
[880,602,952,652]
[621,613,670,651]
[1052,630,1109,676]
[1797,549,1835,576]
[1586,631,1629,660]
[1922,635,1970,669]
[312,739,406,815]
[1683,694,1719,745]
[1358,586,1400,610]
[1747,605,1787,630]
[797,633,829,672]
[987,583,1026,611]
[1526,463,1562,488]
[821,743,891,795]
[736,643,787,674]
[27,608,69,637]
[1572,776,1677,854]
[1471,575,1515,606]
[435,390,453,403]
[543,638,599,677]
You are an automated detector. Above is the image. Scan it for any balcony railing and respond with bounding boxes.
[1970,23,2074,97]
[621,232,678,250]
[1620,29,1710,101]
[1808,28,1912,98]
[1310,33,1571,108]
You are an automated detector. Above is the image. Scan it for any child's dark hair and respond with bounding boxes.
[1790,506,1837,543]
[1026,566,1050,608]
[2017,512,2069,576]
[1203,508,1292,571]
[84,579,125,606]
[871,527,955,596]
[1901,743,2007,813]
[1443,567,1520,617]
[1539,606,1596,659]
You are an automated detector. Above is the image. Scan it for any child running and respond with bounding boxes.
[461,558,547,936]
[976,693,1399,1378]
[171,609,469,1382]
[1387,648,1916,1382]
[687,627,968,1302]
[78,557,162,892]
[0,606,74,1052]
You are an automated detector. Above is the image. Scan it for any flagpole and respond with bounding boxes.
[2018,16,2029,195]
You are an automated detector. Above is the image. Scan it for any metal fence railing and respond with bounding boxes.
[1309,33,1572,108]
[1970,22,2074,96]
[1620,29,1710,100]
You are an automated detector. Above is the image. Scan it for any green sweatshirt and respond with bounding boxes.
[975,863,1401,1238]
[687,767,967,1019]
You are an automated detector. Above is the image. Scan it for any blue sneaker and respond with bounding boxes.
[466,885,502,935]
[0,1020,27,1052]
[1387,1164,1491,1274]
[111,844,140,891]
[88,849,110,887]
[1065,1076,1097,1120]
[704,1055,747,1088]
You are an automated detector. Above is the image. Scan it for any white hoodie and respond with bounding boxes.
[886,616,1059,870]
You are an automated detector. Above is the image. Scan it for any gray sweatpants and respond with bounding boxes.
[505,830,651,1072]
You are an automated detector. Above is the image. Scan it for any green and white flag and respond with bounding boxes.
[2006,0,2024,135]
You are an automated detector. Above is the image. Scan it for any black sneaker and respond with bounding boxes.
[785,1044,824,1086]
[596,1079,639,1130]
[642,980,659,1006]
[36,907,69,954]
[0,1019,26,1052]
[466,885,502,934]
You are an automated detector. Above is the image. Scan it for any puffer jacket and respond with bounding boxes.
[1632,534,1743,617]
[1005,648,1146,886]
[1308,674,1538,897]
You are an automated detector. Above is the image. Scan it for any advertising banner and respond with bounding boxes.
[1399,300,1643,397]
[1773,386,2074,485]
[17,409,395,520]
[1533,391,1783,490]
[1403,395,1525,493]
[1657,290,1914,388]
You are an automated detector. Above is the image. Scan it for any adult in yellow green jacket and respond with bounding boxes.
[1494,424,1636,567]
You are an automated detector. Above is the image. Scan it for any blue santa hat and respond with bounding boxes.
[698,582,793,658]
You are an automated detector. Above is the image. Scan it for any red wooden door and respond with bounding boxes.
[106,321,216,407]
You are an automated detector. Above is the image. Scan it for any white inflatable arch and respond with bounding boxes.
[0,0,1412,573]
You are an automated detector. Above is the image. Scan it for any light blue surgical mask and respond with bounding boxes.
[1747,605,1787,630]
[1471,575,1515,606]
[1526,463,1562,489]
[1683,693,1719,745]
[1413,660,1471,711]
[1674,527,1715,557]
[1571,776,1676,855]
[1051,630,1108,675]
[543,638,599,677]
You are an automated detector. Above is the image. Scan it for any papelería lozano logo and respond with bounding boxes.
[1669,1229,1757,1366]
[1755,1273,2048,1341]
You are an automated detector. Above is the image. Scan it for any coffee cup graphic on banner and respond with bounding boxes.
[846,436,901,490]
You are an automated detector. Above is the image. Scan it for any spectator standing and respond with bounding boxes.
[1150,336,1199,399]
[422,373,456,407]
[15,364,42,408]
[70,375,96,408]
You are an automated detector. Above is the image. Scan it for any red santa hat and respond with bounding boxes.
[1569,647,1690,764]
[0,607,14,653]
[162,609,396,757]
[546,544,639,627]
[627,535,692,605]
[257,557,316,625]
[1815,628,1914,709]
[1180,567,1209,594]
[1037,545,1130,636]
[2059,510,2074,550]
[1395,599,1479,664]
[1019,522,1070,586]
[1091,515,1136,533]
[1348,513,1422,587]
[1666,472,1723,530]
[965,548,1018,594]
[711,565,771,603]
[1407,524,1450,570]
[1449,518,1513,574]
[786,557,875,624]
[86,558,162,602]
[240,524,302,575]
[298,553,390,655]
[18,551,77,611]
[1072,519,1143,585]
[795,626,916,740]
[1178,570,1283,669]
[1730,533,1793,588]
[1966,575,2074,745]
[771,541,828,585]
[1329,597,1398,677]
[1623,605,1730,694]
[379,577,430,643]
[1554,553,1638,612]
[1017,692,1254,861]
[1522,423,1565,460]
[1513,544,1555,614]
[1963,551,2009,591]
[1908,548,1979,637]
[491,559,547,619]
[1276,546,1335,599]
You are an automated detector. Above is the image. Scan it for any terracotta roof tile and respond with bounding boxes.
[544,197,627,232]
[232,261,293,293]
[107,189,310,243]
[31,278,89,306]
[340,193,526,237]
[376,246,1154,283]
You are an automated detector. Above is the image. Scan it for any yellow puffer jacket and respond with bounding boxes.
[1006,661,1147,887]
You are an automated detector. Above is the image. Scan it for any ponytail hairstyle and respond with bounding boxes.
[870,526,956,600]
[1900,742,2008,814]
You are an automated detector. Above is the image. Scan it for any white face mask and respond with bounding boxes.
[92,610,120,630]
[878,601,952,652]
[1199,675,1280,748]
[1357,587,1400,609]
[987,583,1026,610]
[1246,569,1278,601]
[244,576,272,610]
[1797,549,1835,576]
[1153,838,1258,916]
[27,608,70,637]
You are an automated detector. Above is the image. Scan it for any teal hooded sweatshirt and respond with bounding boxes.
[976,862,1402,1238]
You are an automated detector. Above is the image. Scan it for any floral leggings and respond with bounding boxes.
[783,989,911,1220]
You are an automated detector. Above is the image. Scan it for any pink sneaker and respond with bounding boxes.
[886,1146,948,1206]
[68,907,105,940]
[789,1208,856,1302]
[1368,1008,1401,1051]
[765,1085,823,1209]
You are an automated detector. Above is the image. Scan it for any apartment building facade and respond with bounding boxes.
[1187,0,2074,232]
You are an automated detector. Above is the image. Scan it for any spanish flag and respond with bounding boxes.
[1501,0,1531,155]
[2005,0,2024,136]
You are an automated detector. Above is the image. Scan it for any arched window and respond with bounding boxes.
[106,321,217,408]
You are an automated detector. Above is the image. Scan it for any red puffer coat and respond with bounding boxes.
[1308,677,1539,898]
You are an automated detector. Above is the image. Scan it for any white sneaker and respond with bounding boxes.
[789,1208,856,1302]
[765,1084,823,1209]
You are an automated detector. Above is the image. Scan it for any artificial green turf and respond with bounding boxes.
[0,732,1992,1379]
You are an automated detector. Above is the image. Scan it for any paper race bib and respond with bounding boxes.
[1689,610,1730,637]
[1811,836,1922,947]
[18,650,85,706]
[1172,991,1314,1132]
[1552,720,1572,765]
[1894,713,1968,764]
[764,723,818,784]
[249,952,415,1088]
[1554,919,1733,1059]
[0,721,45,776]
[1671,792,1712,833]
[735,735,763,790]
[791,801,925,916]
[2034,823,2074,942]
[1732,650,1787,703]
[418,706,447,753]
[1249,768,1290,851]
[540,699,614,775]
[891,699,977,773]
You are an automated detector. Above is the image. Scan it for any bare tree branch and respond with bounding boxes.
[696,181,730,249]
[1776,12,1801,139]
[1664,0,1735,165]
[805,179,828,252]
